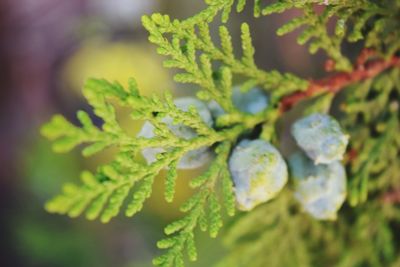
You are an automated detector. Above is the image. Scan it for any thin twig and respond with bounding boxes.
[279,49,400,112]
[381,188,400,204]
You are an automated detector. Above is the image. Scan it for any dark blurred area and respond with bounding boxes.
[0,1,323,266]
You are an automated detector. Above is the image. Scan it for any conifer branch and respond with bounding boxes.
[39,1,400,266]
[279,50,400,112]
[154,141,235,267]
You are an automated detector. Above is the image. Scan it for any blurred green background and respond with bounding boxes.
[0,1,329,266]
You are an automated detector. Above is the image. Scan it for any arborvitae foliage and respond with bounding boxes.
[42,1,400,266]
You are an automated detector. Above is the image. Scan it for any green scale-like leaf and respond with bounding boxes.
[42,78,231,224]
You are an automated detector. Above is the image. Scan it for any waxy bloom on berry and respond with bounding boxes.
[229,139,288,211]
[291,113,349,164]
[289,152,347,220]
[208,86,269,118]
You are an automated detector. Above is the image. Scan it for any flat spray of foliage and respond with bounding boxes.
[42,1,400,266]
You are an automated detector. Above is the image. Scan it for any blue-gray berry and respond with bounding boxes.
[291,113,349,164]
[232,86,268,114]
[208,86,268,118]
[137,97,213,169]
[229,139,288,211]
[289,152,347,220]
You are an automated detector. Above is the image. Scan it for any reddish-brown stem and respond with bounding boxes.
[279,49,400,112]
[382,188,400,204]
[346,148,358,162]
